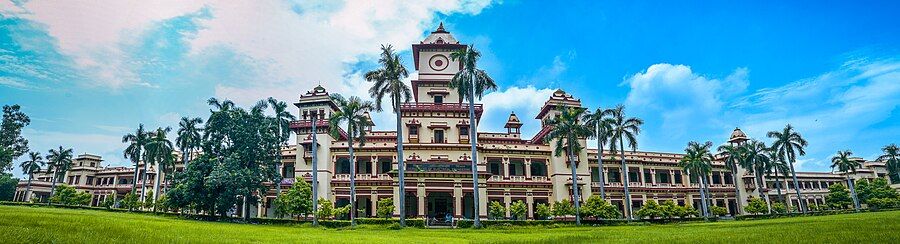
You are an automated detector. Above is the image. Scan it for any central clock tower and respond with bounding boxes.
[411,22,466,103]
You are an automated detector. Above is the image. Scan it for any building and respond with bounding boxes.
[13,24,898,219]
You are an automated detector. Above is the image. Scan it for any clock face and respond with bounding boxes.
[429,54,449,71]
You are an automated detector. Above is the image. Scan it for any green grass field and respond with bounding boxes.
[1,206,898,243]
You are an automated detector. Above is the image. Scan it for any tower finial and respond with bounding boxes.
[435,21,447,33]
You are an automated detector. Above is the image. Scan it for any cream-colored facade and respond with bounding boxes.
[14,24,899,219]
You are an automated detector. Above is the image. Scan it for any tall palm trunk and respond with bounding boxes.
[48,169,58,205]
[754,167,771,214]
[395,94,407,227]
[349,123,357,227]
[704,175,712,216]
[467,87,481,228]
[311,115,319,226]
[596,127,606,199]
[787,158,806,213]
[619,139,632,220]
[131,150,140,195]
[141,160,149,203]
[568,146,582,225]
[25,173,34,202]
[698,171,709,218]
[774,170,784,207]
[847,176,860,211]
[729,161,741,215]
[274,120,283,218]
[153,160,161,212]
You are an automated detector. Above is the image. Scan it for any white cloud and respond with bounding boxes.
[478,86,556,136]
[623,63,749,140]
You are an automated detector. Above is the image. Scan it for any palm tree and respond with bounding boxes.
[46,146,74,205]
[267,97,296,218]
[606,105,644,220]
[543,106,593,225]
[679,141,714,218]
[740,140,772,213]
[328,94,374,227]
[717,144,745,215]
[20,151,44,202]
[883,144,900,183]
[831,150,861,211]
[582,107,614,199]
[145,126,174,211]
[176,117,203,166]
[365,44,412,226]
[450,45,497,227]
[767,124,809,213]
[122,124,150,198]
[766,149,791,207]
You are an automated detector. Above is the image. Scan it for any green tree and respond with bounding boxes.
[266,97,294,220]
[121,192,140,211]
[333,205,351,220]
[1,104,31,172]
[831,150,861,210]
[19,151,44,202]
[855,178,899,205]
[882,144,900,184]
[145,127,175,211]
[328,94,374,227]
[143,190,155,209]
[450,45,497,228]
[376,198,395,219]
[50,184,90,206]
[744,197,769,215]
[45,146,74,205]
[488,201,506,220]
[552,199,576,218]
[543,106,593,225]
[366,44,412,226]
[766,149,791,209]
[122,124,150,199]
[274,180,313,220]
[583,107,615,199]
[606,105,644,220]
[317,198,334,219]
[768,124,809,213]
[740,140,772,213]
[176,117,204,166]
[825,183,853,209]
[535,203,552,220]
[509,200,527,220]
[0,173,17,201]
[679,141,714,218]
[771,202,787,214]
[100,195,116,209]
[710,206,728,217]
[583,196,621,219]
[635,200,663,219]
[717,143,745,215]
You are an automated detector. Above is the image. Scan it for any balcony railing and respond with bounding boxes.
[629,182,643,187]
[488,175,502,181]
[334,174,350,181]
[399,103,483,112]
[531,176,549,182]
[510,176,526,182]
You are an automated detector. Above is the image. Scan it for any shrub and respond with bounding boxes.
[856,178,900,205]
[316,198,334,219]
[509,200,527,220]
[635,200,662,219]
[710,206,728,216]
[868,197,900,210]
[121,192,140,210]
[49,185,91,206]
[143,191,155,209]
[744,197,768,215]
[551,199,575,218]
[376,198,394,219]
[274,180,313,219]
[100,195,116,209]
[826,183,852,209]
[488,201,506,220]
[582,196,621,219]
[771,202,787,214]
[333,205,350,220]
[535,203,552,220]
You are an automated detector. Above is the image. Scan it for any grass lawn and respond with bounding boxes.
[1,206,898,243]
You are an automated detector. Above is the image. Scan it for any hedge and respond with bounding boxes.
[455,217,711,228]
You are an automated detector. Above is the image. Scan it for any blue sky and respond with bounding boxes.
[2,1,900,177]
